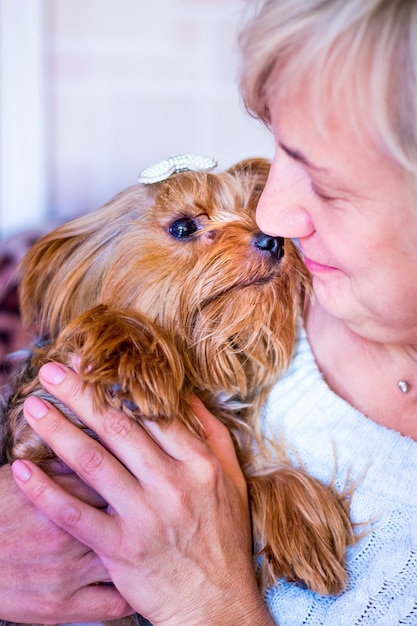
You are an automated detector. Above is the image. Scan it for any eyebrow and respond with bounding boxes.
[279,142,329,173]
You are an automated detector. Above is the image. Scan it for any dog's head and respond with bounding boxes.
[19,158,309,404]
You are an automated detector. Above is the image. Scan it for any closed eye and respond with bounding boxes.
[312,186,336,202]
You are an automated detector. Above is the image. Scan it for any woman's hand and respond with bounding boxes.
[12,362,273,626]
[0,463,132,623]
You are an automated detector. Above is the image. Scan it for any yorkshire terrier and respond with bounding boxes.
[1,157,355,626]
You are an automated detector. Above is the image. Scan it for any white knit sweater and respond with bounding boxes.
[262,326,417,625]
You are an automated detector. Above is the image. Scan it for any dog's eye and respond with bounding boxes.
[169,217,199,239]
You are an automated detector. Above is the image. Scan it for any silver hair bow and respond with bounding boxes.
[138,154,218,184]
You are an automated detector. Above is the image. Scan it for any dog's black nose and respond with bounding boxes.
[254,232,285,260]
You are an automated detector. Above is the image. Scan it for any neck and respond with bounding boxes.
[304,300,417,441]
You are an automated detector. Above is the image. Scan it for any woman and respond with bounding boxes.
[3,0,417,623]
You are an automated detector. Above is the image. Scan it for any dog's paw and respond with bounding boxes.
[51,305,188,424]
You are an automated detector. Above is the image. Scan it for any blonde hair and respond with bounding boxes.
[239,0,417,178]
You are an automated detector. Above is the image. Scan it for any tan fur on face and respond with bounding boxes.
[2,159,356,623]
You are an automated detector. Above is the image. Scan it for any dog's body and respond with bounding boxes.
[1,158,355,626]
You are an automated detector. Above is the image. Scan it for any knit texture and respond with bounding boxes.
[262,325,417,625]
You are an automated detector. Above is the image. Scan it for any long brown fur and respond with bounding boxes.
[1,158,356,626]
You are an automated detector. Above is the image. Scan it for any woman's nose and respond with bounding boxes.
[256,153,314,239]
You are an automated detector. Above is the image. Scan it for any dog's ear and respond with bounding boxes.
[18,185,146,338]
[248,466,356,595]
[226,158,271,211]
[227,157,271,180]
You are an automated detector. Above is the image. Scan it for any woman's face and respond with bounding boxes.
[257,87,417,344]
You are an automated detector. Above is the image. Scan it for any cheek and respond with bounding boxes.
[343,244,411,309]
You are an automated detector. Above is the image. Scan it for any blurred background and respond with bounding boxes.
[0,0,273,242]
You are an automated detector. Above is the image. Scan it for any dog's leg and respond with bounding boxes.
[1,305,199,466]
[47,305,198,435]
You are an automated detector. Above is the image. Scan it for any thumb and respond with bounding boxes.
[190,396,248,502]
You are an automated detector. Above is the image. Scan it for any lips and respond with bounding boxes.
[302,253,337,273]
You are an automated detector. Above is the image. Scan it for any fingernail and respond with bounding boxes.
[24,396,49,419]
[40,362,67,384]
[12,460,32,482]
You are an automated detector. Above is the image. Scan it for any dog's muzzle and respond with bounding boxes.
[253,232,285,261]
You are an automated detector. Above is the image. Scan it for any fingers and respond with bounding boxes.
[37,362,189,467]
[26,361,247,510]
[21,394,145,516]
[37,362,220,466]
[2,462,132,623]
[53,471,108,508]
[38,361,158,460]
[63,585,134,623]
[12,458,120,557]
